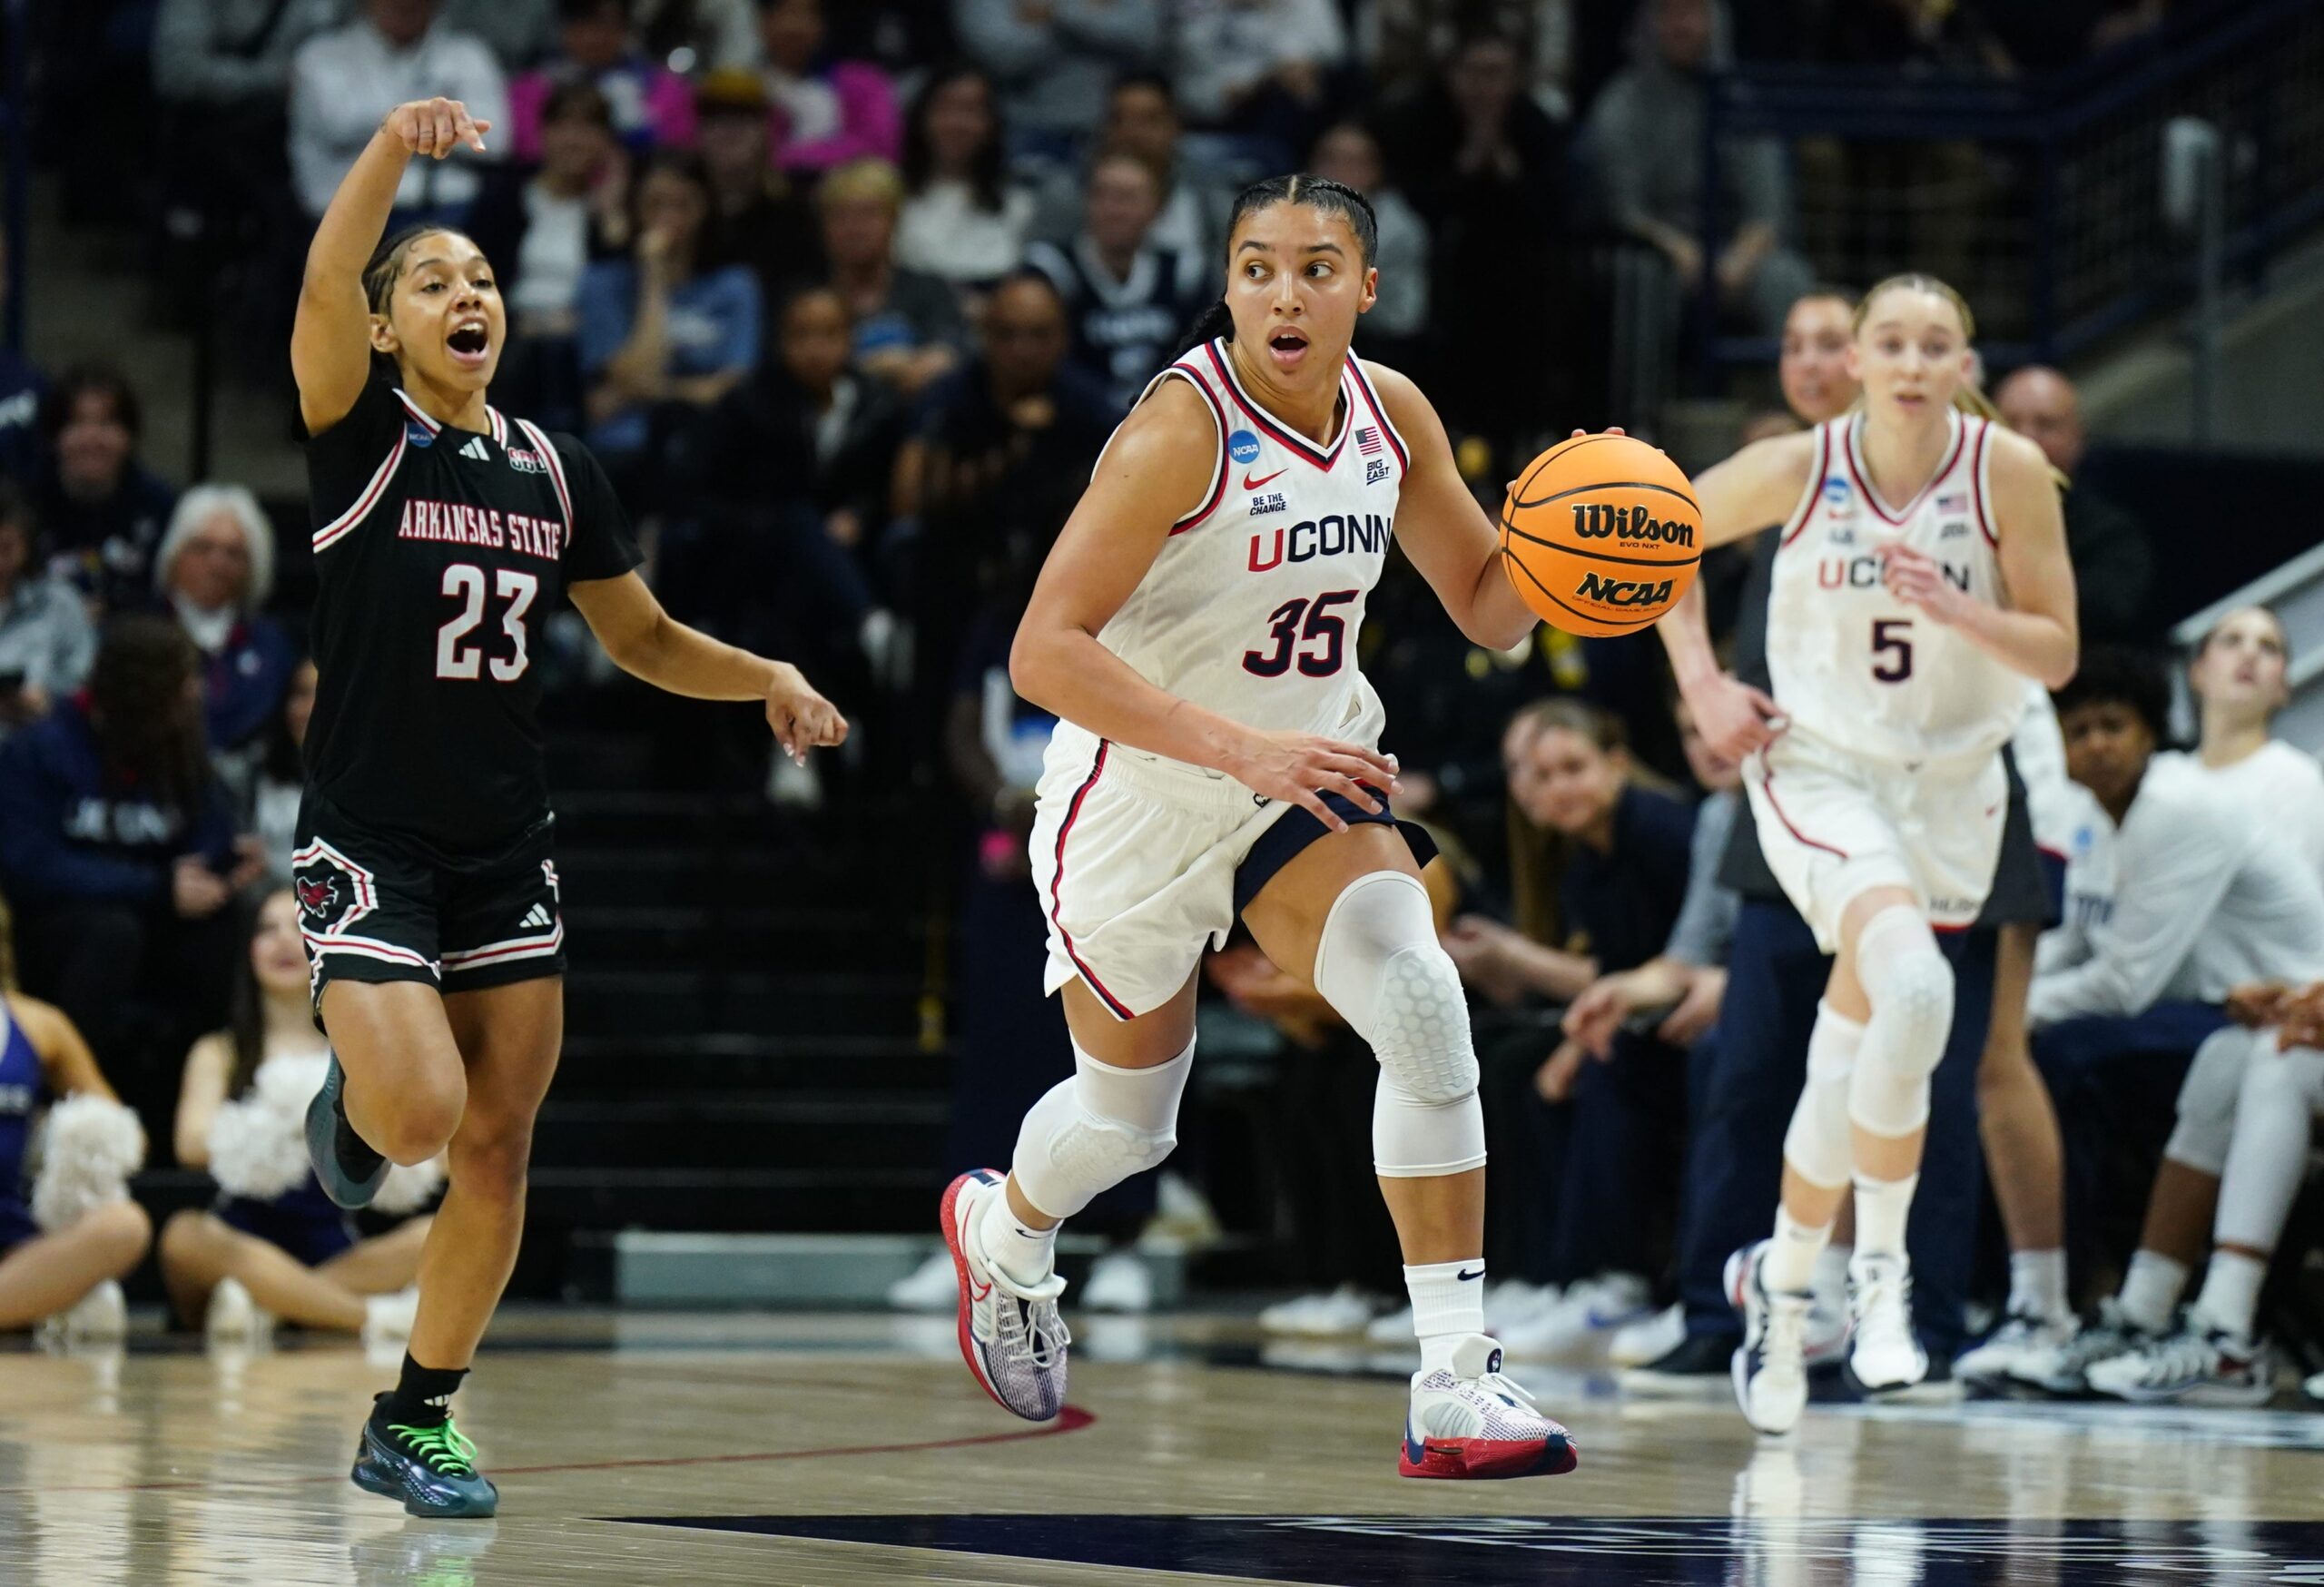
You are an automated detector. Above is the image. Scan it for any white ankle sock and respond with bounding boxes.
[2008,1248,2069,1323]
[979,1183,1059,1287]
[1406,1259,1486,1375]
[2191,1250,2266,1341]
[1764,1208,1830,1295]
[1851,1173,1917,1260]
[2117,1250,2189,1335]
[1813,1243,1852,1306]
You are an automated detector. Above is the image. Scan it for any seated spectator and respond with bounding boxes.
[668,285,908,689]
[820,159,967,398]
[153,486,296,760]
[0,486,95,744]
[160,889,429,1339]
[633,0,756,69]
[0,617,256,1114]
[154,0,340,133]
[891,272,1116,697]
[1027,155,1202,413]
[895,63,1039,293]
[1052,71,1238,268]
[507,0,696,162]
[0,992,153,1338]
[1363,0,1574,121]
[1995,366,2153,645]
[34,366,178,616]
[467,83,627,430]
[953,0,1164,150]
[1377,29,1573,453]
[696,70,822,316]
[579,152,763,482]
[1306,121,1429,361]
[287,0,508,228]
[2182,606,2324,876]
[438,0,557,74]
[1446,699,1695,1358]
[234,657,315,891]
[757,0,901,177]
[1170,0,1346,149]
[1582,0,1812,336]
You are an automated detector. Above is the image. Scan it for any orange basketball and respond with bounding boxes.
[1499,434,1703,638]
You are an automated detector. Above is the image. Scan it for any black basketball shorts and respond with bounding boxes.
[292,794,566,1006]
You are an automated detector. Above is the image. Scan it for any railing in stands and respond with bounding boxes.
[1698,0,2324,379]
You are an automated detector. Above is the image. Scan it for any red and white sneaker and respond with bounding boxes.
[1398,1335,1579,1480]
[940,1170,1070,1423]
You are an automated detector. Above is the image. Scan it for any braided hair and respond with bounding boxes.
[1173,173,1379,358]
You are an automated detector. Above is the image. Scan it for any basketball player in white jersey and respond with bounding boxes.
[1660,274,2079,1434]
[937,175,1575,1480]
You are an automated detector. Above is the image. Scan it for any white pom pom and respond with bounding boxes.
[31,1095,147,1232]
[374,1155,447,1216]
[206,1053,331,1201]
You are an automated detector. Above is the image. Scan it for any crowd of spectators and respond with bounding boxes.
[0,0,2241,1353]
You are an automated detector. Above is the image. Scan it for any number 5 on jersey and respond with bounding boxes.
[437,564,538,681]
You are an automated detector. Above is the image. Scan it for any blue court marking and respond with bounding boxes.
[607,1514,2324,1585]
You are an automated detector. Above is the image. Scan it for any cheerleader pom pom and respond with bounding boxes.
[32,1095,147,1232]
[375,1155,447,1217]
[206,1096,310,1201]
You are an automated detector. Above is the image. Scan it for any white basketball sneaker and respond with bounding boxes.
[1727,1242,1810,1435]
[204,1276,276,1342]
[886,1248,960,1313]
[1399,1334,1578,1480]
[1955,1309,2074,1388]
[1609,1303,1686,1369]
[941,1170,1070,1422]
[1846,1252,1929,1394]
[361,1286,419,1346]
[40,1278,128,1346]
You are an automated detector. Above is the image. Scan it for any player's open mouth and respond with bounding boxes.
[448,320,491,366]
[1266,328,1309,368]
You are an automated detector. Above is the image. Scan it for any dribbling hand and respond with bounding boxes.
[764,662,849,765]
[1229,730,1401,833]
[383,98,491,160]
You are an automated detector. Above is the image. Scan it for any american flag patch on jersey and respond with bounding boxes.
[1936,491,1967,510]
[1357,427,1383,456]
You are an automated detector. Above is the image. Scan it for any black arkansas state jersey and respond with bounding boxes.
[302,380,640,858]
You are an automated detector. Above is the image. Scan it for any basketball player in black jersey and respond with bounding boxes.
[291,97,845,1517]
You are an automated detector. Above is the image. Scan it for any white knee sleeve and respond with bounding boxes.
[1313,870,1487,1178]
[1847,906,1954,1139]
[1010,1037,1192,1221]
[1784,1001,1865,1188]
[2212,1044,2324,1254]
[2166,1026,2260,1176]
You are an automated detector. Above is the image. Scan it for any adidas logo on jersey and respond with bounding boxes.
[459,436,491,461]
[518,903,553,931]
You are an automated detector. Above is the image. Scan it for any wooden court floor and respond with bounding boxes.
[3,1310,2322,1586]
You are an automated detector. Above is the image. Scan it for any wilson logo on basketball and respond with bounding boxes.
[1574,570,1675,607]
[1569,503,1694,548]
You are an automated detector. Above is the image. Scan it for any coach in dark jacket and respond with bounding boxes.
[0,617,253,1113]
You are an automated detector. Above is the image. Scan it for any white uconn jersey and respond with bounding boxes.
[1768,410,2024,767]
[1090,337,1405,746]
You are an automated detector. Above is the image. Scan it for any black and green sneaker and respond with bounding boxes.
[351,1395,500,1518]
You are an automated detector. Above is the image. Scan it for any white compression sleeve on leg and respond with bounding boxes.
[2211,1043,2324,1255]
[1782,1000,1865,1189]
[1310,870,1487,1178]
[1009,1036,1193,1221]
[2165,1025,2260,1176]
[1846,906,1954,1139]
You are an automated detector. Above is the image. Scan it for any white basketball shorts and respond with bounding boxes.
[1028,724,1295,1020]
[1744,725,2008,952]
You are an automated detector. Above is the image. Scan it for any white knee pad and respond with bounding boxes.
[2165,1026,2260,1176]
[1010,1037,1192,1221]
[1313,870,1486,1178]
[2213,1044,2324,1254]
[1847,906,1954,1139]
[1784,1001,1865,1189]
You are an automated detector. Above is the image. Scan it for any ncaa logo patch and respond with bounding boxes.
[405,421,436,448]
[1227,429,1261,467]
[1821,477,1851,505]
[290,838,380,935]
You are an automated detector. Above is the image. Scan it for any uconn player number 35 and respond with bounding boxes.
[1245,589,1357,677]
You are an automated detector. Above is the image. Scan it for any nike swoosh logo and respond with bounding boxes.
[1457,1267,1485,1282]
[1243,468,1287,491]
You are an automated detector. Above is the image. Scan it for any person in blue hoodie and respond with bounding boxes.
[0,615,259,1116]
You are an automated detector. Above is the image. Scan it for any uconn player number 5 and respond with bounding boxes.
[1244,589,1357,678]
[436,563,538,681]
